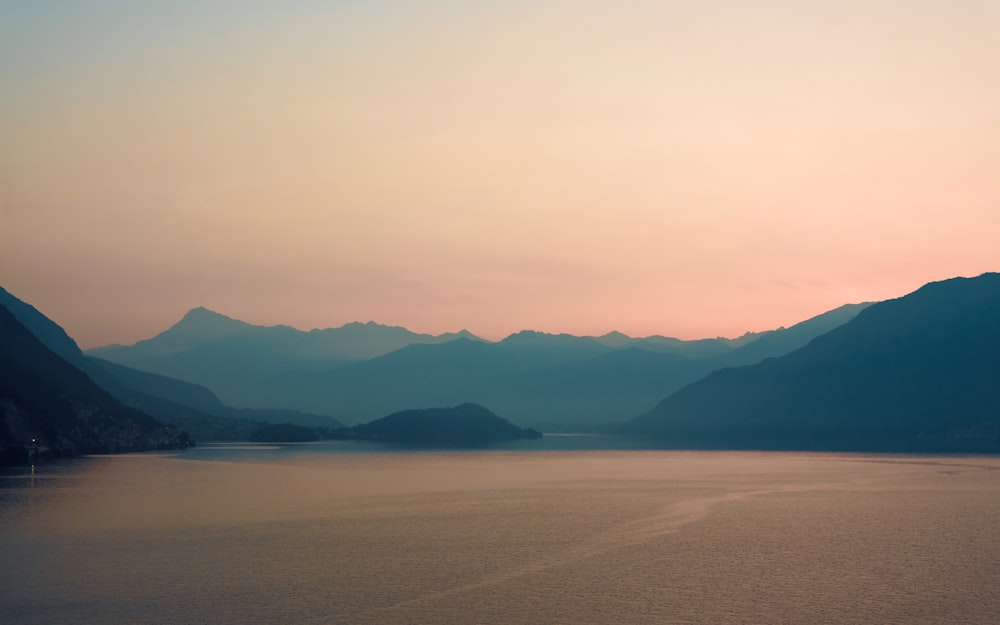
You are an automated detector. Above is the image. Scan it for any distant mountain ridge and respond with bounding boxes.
[89,306,256,359]
[88,308,487,404]
[87,302,871,430]
[624,273,1000,452]
[90,308,481,364]
[7,274,994,451]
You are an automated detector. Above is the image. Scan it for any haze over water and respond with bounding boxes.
[3,445,1000,624]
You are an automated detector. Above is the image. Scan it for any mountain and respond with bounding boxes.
[624,273,1000,452]
[90,308,483,365]
[265,336,699,429]
[242,310,867,430]
[346,403,541,445]
[498,347,708,430]
[715,302,871,367]
[88,308,484,403]
[0,302,187,464]
[0,288,341,440]
[86,356,228,414]
[93,306,257,360]
[0,287,220,405]
[87,302,868,430]
[591,330,761,359]
[258,317,861,431]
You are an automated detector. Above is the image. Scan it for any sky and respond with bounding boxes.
[2,0,998,349]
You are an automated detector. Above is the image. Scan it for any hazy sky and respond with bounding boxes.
[2,1,998,348]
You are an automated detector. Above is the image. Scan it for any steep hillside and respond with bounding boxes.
[625,274,1000,452]
[717,302,870,367]
[0,303,186,464]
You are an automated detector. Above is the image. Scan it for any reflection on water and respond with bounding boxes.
[2,447,1000,625]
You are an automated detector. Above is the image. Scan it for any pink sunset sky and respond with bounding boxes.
[2,1,998,349]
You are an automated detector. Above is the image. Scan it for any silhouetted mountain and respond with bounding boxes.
[88,308,484,403]
[86,301,868,430]
[272,338,509,421]
[0,302,187,464]
[592,331,760,359]
[625,274,1000,452]
[269,336,648,428]
[0,288,341,440]
[148,306,254,353]
[95,362,343,437]
[0,287,86,366]
[346,403,540,445]
[499,330,611,361]
[86,356,228,413]
[499,347,707,431]
[244,308,865,430]
[438,329,485,342]
[716,302,871,367]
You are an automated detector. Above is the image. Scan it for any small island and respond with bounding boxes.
[345,403,542,445]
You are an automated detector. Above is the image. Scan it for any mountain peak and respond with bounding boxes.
[439,329,484,341]
[180,306,235,322]
[167,306,251,338]
[591,330,636,348]
[88,306,252,359]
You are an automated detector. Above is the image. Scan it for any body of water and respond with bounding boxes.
[2,442,999,624]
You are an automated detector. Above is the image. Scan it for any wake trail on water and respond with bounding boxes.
[376,478,861,614]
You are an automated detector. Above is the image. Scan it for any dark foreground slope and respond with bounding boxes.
[347,403,542,445]
[0,303,187,464]
[625,273,1000,452]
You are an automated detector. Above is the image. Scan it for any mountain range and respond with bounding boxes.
[88,308,482,403]
[4,272,998,454]
[86,302,869,429]
[0,287,342,442]
[623,273,1000,452]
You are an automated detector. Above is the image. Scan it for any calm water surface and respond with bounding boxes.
[2,442,999,624]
